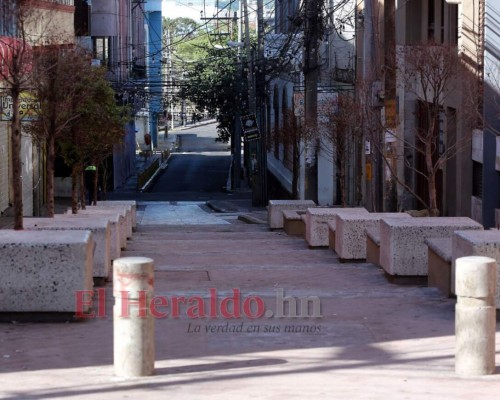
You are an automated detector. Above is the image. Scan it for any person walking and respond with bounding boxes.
[84,165,97,205]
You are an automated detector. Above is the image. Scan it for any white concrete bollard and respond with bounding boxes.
[113,257,155,377]
[455,256,496,376]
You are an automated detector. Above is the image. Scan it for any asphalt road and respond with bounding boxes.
[151,152,231,200]
[149,123,238,201]
[106,122,252,203]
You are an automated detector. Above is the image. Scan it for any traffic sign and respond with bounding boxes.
[240,114,260,142]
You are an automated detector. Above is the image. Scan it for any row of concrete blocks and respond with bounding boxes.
[0,201,137,314]
[268,200,492,295]
[426,230,500,304]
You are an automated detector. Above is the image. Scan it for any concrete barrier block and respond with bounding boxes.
[69,209,126,250]
[0,230,93,312]
[64,211,121,260]
[87,205,133,238]
[267,200,316,229]
[305,207,368,247]
[24,217,111,279]
[334,213,409,260]
[380,217,483,276]
[98,200,137,229]
[452,230,500,307]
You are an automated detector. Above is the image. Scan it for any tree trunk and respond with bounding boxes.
[428,170,439,216]
[100,161,108,200]
[71,163,80,214]
[425,140,439,216]
[339,160,347,208]
[11,89,23,229]
[92,162,98,206]
[79,168,86,210]
[45,135,56,217]
[292,137,299,199]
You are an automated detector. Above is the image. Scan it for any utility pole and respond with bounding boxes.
[383,0,396,212]
[166,27,175,131]
[303,0,322,202]
[232,9,242,190]
[242,0,261,205]
[242,0,255,115]
[256,0,267,206]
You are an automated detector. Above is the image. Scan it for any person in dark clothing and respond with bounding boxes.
[84,165,96,205]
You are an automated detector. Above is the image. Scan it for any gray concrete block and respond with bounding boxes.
[334,213,409,260]
[380,217,483,276]
[305,207,368,247]
[87,205,133,238]
[69,209,127,250]
[0,230,93,312]
[267,200,316,229]
[63,211,121,260]
[452,230,500,307]
[98,200,137,229]
[24,217,111,279]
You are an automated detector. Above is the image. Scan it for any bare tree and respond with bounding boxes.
[272,109,319,199]
[318,92,363,207]
[0,0,66,227]
[364,43,480,216]
[0,2,34,229]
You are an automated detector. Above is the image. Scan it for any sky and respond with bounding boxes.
[162,0,240,22]
[163,0,213,22]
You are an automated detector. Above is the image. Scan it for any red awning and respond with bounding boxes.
[0,36,33,78]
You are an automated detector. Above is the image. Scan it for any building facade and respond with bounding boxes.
[0,0,76,216]
[478,0,500,228]
[74,0,161,191]
[265,0,498,222]
[265,0,357,205]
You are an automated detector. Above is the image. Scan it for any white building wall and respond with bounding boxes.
[21,132,33,216]
[317,141,334,205]
[0,123,9,214]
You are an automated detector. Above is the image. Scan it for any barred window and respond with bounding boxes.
[48,0,75,5]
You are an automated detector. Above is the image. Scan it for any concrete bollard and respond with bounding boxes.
[455,256,496,376]
[113,257,155,377]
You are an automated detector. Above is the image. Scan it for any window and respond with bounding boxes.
[50,0,75,5]
[446,4,458,45]
[426,0,458,45]
[428,0,436,41]
[93,37,109,67]
[472,161,483,198]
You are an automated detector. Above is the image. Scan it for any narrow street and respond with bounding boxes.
[111,122,251,203]
[150,123,241,201]
[151,152,231,200]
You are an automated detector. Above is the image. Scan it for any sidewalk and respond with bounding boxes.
[1,202,500,399]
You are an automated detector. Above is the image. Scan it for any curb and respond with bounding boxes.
[140,154,172,192]
[206,200,236,213]
[237,214,267,224]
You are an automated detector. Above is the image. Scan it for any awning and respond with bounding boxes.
[0,36,33,78]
